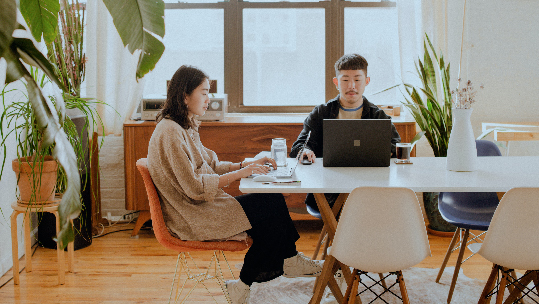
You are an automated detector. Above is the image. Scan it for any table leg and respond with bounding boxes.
[11,211,20,285]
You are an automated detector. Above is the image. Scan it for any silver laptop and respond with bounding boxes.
[323,119,392,167]
[265,131,311,177]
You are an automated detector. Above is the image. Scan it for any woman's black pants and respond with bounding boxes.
[235,193,300,285]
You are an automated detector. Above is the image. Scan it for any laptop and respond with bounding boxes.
[323,119,392,167]
[257,131,311,178]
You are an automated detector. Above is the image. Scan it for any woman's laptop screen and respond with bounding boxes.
[323,119,392,167]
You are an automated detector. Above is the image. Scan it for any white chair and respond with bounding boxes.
[311,187,431,304]
[477,187,539,304]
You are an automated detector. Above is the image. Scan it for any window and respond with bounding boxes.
[144,0,398,113]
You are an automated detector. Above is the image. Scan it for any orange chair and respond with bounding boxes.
[136,158,252,303]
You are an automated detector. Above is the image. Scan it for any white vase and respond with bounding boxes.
[446,108,477,171]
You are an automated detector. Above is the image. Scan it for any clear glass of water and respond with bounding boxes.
[271,138,287,167]
[396,143,412,164]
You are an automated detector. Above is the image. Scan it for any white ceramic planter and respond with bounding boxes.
[446,108,477,171]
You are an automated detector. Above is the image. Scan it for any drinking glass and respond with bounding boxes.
[271,138,287,167]
[396,143,412,164]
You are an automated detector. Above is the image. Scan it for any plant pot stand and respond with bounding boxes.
[10,201,74,285]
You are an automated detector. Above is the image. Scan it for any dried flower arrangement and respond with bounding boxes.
[451,79,484,109]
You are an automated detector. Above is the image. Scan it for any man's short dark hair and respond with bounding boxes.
[334,54,368,77]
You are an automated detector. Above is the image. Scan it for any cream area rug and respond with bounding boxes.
[247,267,488,304]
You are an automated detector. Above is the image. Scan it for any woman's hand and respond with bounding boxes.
[240,157,276,177]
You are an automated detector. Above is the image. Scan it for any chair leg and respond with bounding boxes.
[348,272,361,304]
[533,271,539,295]
[343,269,358,303]
[321,234,330,260]
[396,271,410,304]
[506,270,525,304]
[379,273,388,289]
[479,264,499,304]
[436,229,460,283]
[447,228,470,303]
[505,270,534,304]
[496,268,508,304]
[312,225,327,260]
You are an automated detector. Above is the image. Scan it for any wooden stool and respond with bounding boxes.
[11,201,74,285]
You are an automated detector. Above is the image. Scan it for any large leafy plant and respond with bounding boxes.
[1,0,165,249]
[402,34,452,158]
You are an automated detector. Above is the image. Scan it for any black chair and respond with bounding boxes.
[435,140,502,303]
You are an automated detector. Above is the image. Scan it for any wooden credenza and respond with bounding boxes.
[124,115,417,235]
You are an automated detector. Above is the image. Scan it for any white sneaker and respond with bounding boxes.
[283,252,324,278]
[225,279,250,304]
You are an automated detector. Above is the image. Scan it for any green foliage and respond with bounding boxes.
[401,34,453,157]
[46,0,85,97]
[20,0,61,44]
[102,0,165,79]
[1,0,164,249]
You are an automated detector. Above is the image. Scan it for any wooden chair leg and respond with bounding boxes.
[24,212,32,273]
[479,264,499,304]
[312,225,326,260]
[343,269,358,303]
[505,270,534,304]
[533,271,539,295]
[321,233,330,260]
[379,273,388,289]
[11,211,20,285]
[447,228,470,304]
[348,272,360,304]
[496,268,508,304]
[54,210,66,285]
[396,271,410,304]
[436,228,460,283]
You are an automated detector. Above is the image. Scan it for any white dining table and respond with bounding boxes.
[240,156,539,194]
[239,156,539,303]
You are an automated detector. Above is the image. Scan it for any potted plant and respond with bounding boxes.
[1,0,165,249]
[400,34,457,234]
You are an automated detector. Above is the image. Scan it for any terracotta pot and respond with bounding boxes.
[12,156,58,204]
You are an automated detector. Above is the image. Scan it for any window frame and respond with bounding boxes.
[165,0,396,113]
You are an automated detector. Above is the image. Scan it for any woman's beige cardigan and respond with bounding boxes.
[147,119,252,241]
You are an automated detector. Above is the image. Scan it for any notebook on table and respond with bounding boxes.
[323,119,392,167]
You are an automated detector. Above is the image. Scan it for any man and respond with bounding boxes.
[290,53,401,211]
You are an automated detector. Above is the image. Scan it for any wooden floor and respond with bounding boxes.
[0,219,497,303]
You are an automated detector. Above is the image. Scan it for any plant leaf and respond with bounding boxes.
[102,0,165,80]
[12,37,67,91]
[411,131,426,147]
[0,0,17,59]
[19,0,60,43]
[25,74,81,249]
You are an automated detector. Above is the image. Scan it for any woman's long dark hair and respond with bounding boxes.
[157,65,209,129]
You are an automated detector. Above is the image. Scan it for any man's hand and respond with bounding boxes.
[301,148,316,163]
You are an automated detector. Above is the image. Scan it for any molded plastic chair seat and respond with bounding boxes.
[311,187,431,304]
[136,158,252,303]
[436,140,502,303]
[438,192,499,231]
[477,187,539,304]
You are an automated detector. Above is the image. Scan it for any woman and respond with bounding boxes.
[147,65,322,303]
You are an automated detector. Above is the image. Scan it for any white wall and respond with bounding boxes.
[415,0,539,157]
[0,80,28,278]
